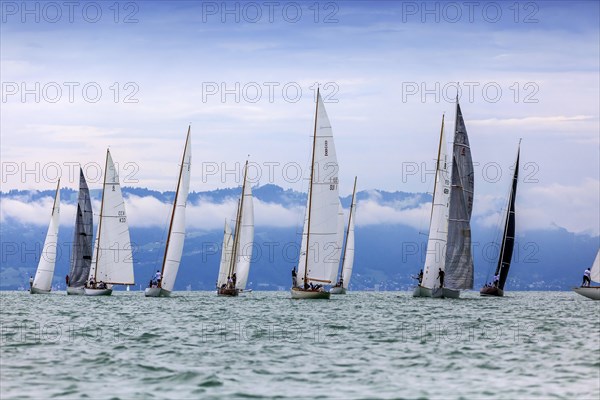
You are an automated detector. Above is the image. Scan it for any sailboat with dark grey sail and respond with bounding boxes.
[481,143,520,297]
[442,99,475,298]
[291,89,340,300]
[216,160,254,296]
[146,128,192,297]
[30,180,60,294]
[331,177,357,295]
[84,149,135,296]
[67,169,93,295]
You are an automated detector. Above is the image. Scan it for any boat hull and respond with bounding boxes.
[67,286,85,295]
[217,287,239,297]
[84,287,113,296]
[290,287,330,299]
[480,286,504,297]
[144,287,171,297]
[412,286,460,298]
[572,286,600,300]
[30,287,51,294]
[330,286,346,295]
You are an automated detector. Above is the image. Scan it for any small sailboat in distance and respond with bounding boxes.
[216,160,254,296]
[30,180,60,294]
[67,168,93,295]
[291,88,340,299]
[331,177,357,295]
[84,149,135,296]
[146,128,192,297]
[481,142,520,297]
[572,249,600,300]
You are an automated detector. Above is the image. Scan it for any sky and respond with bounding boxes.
[1,1,599,235]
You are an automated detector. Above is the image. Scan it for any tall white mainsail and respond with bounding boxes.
[422,116,450,289]
[233,167,254,290]
[297,90,340,287]
[88,150,134,285]
[340,177,357,289]
[159,129,192,293]
[217,221,233,288]
[31,180,60,293]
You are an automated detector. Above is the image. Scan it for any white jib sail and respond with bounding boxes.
[234,179,254,290]
[88,150,134,285]
[591,249,600,283]
[32,180,61,292]
[217,221,233,287]
[341,194,356,289]
[160,131,192,292]
[297,91,340,286]
[422,120,450,289]
[329,202,345,284]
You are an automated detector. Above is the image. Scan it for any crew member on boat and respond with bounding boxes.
[493,274,500,287]
[154,270,162,286]
[582,267,591,287]
[437,268,445,288]
[29,276,33,290]
[291,267,297,287]
[65,274,69,286]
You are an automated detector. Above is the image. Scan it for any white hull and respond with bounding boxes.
[572,286,600,300]
[67,286,85,295]
[144,287,171,297]
[30,287,51,295]
[412,286,460,299]
[290,287,330,299]
[84,287,113,296]
[330,286,346,295]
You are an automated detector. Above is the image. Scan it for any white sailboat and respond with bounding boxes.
[84,150,135,296]
[331,177,357,295]
[572,250,600,300]
[217,160,254,296]
[413,115,450,298]
[67,168,93,295]
[30,180,60,294]
[145,128,192,297]
[291,88,340,299]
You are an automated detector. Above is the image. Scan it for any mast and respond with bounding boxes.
[93,149,109,282]
[159,126,191,286]
[304,87,320,284]
[494,141,520,289]
[228,160,249,278]
[338,176,357,283]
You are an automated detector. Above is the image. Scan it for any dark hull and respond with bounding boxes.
[217,287,239,296]
[480,286,504,297]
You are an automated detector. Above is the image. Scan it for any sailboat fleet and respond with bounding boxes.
[24,96,595,300]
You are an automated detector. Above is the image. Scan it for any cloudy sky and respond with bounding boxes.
[1,1,599,235]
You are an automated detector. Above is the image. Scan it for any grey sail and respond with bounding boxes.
[445,101,475,290]
[68,168,93,288]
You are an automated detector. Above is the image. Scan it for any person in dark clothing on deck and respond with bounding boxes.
[437,268,445,288]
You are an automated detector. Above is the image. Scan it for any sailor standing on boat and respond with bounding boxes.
[29,276,33,290]
[437,268,445,288]
[582,267,591,287]
[493,274,500,287]
[291,267,297,288]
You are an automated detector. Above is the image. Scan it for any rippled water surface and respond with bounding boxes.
[1,291,599,399]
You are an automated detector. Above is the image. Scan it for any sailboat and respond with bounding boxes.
[481,143,520,297]
[413,115,452,298]
[442,99,475,298]
[30,180,60,294]
[291,89,340,300]
[216,160,254,296]
[67,169,93,295]
[145,128,192,297]
[331,177,357,295]
[84,150,135,296]
[572,250,600,300]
